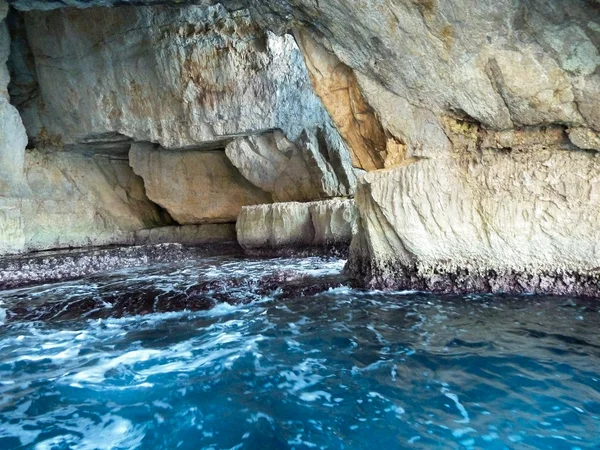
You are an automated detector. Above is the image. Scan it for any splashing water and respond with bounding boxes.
[0,255,599,449]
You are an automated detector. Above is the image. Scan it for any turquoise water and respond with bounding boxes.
[0,256,599,449]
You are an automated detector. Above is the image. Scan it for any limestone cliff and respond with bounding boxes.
[240,0,600,293]
[0,2,356,254]
[1,0,600,295]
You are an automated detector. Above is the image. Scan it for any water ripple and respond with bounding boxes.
[0,256,599,448]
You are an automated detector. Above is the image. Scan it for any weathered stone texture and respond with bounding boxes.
[0,0,27,195]
[22,150,170,252]
[3,0,600,294]
[348,141,600,293]
[0,243,188,289]
[225,128,356,203]
[13,4,349,156]
[236,199,357,252]
[130,143,272,224]
[133,224,237,246]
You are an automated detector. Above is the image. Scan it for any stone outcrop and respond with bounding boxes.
[0,3,359,258]
[0,0,27,254]
[240,0,600,293]
[133,224,236,246]
[0,0,26,191]
[293,30,405,171]
[129,142,272,224]
[225,129,355,203]
[21,151,170,252]
[347,125,600,295]
[0,243,188,289]
[0,3,360,257]
[237,199,358,253]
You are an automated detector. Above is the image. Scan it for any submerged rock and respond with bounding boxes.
[236,199,358,254]
[0,254,349,322]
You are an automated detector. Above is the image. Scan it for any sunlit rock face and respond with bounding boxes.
[22,151,171,251]
[347,133,600,295]
[129,143,272,224]
[225,129,355,203]
[1,0,173,254]
[227,0,600,292]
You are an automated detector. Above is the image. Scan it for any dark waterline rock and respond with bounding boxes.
[0,243,242,290]
[0,254,350,323]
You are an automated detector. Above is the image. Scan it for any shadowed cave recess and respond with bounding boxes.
[1,0,600,292]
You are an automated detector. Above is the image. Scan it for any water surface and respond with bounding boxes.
[1,256,599,449]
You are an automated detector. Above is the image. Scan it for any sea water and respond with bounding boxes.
[0,256,599,449]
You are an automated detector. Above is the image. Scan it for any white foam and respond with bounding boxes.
[278,358,326,393]
[442,388,470,424]
[452,427,476,438]
[288,433,318,448]
[300,391,332,402]
[35,415,145,450]
[368,391,386,400]
[247,412,275,424]
[71,349,162,383]
[0,421,41,446]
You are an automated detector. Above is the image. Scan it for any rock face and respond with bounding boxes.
[1,3,359,256]
[0,0,26,190]
[237,0,600,293]
[133,224,237,246]
[21,151,170,252]
[129,143,272,224]
[3,0,600,294]
[347,127,600,295]
[225,129,355,203]
[237,199,358,253]
[12,4,350,156]
[293,30,405,171]
[0,3,358,255]
[0,0,27,254]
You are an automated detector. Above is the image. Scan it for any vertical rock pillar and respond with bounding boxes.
[0,0,27,253]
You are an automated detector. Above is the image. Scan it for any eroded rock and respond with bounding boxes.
[0,243,188,289]
[347,142,600,294]
[568,128,600,151]
[129,142,272,224]
[133,224,237,246]
[236,199,358,253]
[225,128,356,202]
[0,0,27,200]
[23,150,170,251]
[13,4,348,155]
[3,0,600,295]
